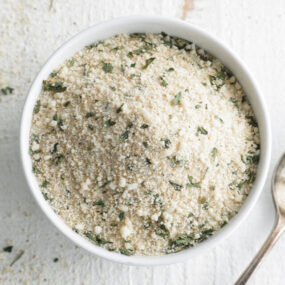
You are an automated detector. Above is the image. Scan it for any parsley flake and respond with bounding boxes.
[102,62,113,73]
[211,147,218,159]
[93,200,105,207]
[3,246,13,253]
[140,124,149,129]
[116,103,124,113]
[86,112,95,118]
[104,119,116,128]
[161,138,171,149]
[43,81,66,93]
[119,212,125,221]
[169,180,183,191]
[41,180,49,188]
[187,176,200,188]
[142,57,155,69]
[197,126,208,135]
[120,123,133,142]
[1,86,14,95]
[172,92,182,105]
[119,248,135,256]
[33,100,41,114]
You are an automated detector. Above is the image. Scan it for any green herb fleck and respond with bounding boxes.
[197,126,208,135]
[32,165,42,174]
[246,115,258,127]
[241,154,259,165]
[168,156,181,168]
[42,192,49,200]
[215,116,224,123]
[145,157,152,165]
[53,258,59,263]
[32,134,39,143]
[70,58,75,66]
[140,124,149,129]
[10,250,24,267]
[109,86,116,91]
[160,76,168,87]
[86,41,100,49]
[119,248,134,256]
[168,67,175,72]
[84,232,97,242]
[104,119,116,128]
[93,200,105,207]
[237,180,247,189]
[88,124,94,130]
[172,92,182,105]
[50,72,58,77]
[188,212,194,218]
[169,234,194,251]
[127,51,133,58]
[209,71,226,91]
[211,147,218,159]
[129,33,146,41]
[3,246,13,253]
[86,112,95,118]
[198,229,214,241]
[187,176,200,188]
[230,97,239,107]
[143,141,148,148]
[169,180,183,191]
[99,180,111,189]
[142,57,155,69]
[112,46,124,51]
[210,185,215,191]
[154,223,170,239]
[116,103,124,113]
[1,86,14,95]
[102,62,113,73]
[29,147,39,155]
[41,180,49,188]
[161,138,171,149]
[173,37,191,49]
[119,212,125,221]
[51,142,58,154]
[43,80,66,93]
[246,154,259,164]
[63,101,70,107]
[120,123,133,142]
[84,232,112,245]
[54,154,65,165]
[33,100,41,114]
[52,114,64,131]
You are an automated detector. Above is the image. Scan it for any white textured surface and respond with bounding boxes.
[0,0,285,284]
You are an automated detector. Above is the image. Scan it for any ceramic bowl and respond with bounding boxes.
[20,16,271,266]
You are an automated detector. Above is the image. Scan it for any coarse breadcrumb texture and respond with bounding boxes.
[30,33,260,256]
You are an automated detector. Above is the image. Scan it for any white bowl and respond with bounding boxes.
[20,16,271,266]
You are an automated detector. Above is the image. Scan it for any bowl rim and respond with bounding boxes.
[20,15,271,266]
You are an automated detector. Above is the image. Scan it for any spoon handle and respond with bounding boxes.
[235,218,284,285]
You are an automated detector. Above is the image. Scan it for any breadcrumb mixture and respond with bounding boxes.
[30,33,260,256]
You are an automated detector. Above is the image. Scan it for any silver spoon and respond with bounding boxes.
[235,153,285,285]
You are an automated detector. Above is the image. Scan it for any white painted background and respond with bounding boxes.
[0,0,284,284]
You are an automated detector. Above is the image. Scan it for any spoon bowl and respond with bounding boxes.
[236,153,285,284]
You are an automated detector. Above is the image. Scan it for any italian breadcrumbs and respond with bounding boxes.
[30,33,260,255]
